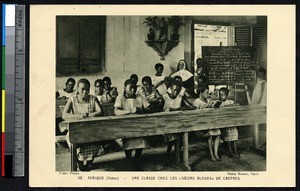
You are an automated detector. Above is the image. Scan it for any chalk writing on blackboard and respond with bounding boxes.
[202,46,256,85]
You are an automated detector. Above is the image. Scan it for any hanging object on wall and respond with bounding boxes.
[144,16,184,60]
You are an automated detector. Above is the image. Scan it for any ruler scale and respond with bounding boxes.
[13,5,25,177]
[1,4,25,177]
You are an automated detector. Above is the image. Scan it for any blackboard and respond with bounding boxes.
[202,46,256,85]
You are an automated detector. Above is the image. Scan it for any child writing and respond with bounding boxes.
[218,87,240,159]
[193,86,221,161]
[114,79,151,171]
[62,78,103,171]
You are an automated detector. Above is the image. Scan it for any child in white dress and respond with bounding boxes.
[193,86,222,161]
[62,78,103,171]
[162,80,193,165]
[219,87,240,159]
[114,79,151,170]
[151,63,165,86]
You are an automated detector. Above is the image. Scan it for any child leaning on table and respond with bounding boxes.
[218,87,241,159]
[193,86,221,161]
[114,79,152,171]
[62,78,103,171]
[162,79,194,165]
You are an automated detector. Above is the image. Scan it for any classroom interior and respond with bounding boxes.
[56,15,267,172]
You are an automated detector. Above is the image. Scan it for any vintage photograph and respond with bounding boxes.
[55,15,267,172]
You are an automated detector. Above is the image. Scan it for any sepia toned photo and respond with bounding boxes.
[29,5,295,187]
[55,15,267,172]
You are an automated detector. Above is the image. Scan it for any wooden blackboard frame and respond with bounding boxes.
[202,46,257,86]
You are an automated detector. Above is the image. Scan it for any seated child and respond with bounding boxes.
[130,74,143,95]
[172,75,193,98]
[114,79,151,171]
[56,78,76,100]
[151,63,165,86]
[156,76,173,97]
[62,78,103,171]
[141,76,164,112]
[193,86,221,161]
[140,76,160,100]
[193,85,213,109]
[218,87,241,159]
[162,80,194,165]
[94,79,104,104]
[102,76,118,102]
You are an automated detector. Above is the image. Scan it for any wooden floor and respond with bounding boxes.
[56,132,266,172]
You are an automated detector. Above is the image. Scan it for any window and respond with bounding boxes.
[234,25,267,67]
[193,23,228,62]
[56,16,106,76]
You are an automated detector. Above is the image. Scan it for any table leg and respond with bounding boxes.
[71,144,77,171]
[253,124,259,149]
[182,132,191,171]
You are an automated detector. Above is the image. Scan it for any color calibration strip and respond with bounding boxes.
[1,4,25,177]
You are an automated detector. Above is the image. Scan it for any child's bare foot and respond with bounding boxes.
[233,154,241,159]
[210,156,217,161]
[214,154,222,161]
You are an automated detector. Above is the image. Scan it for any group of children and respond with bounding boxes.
[57,59,248,171]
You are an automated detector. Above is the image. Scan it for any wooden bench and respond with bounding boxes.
[59,105,266,171]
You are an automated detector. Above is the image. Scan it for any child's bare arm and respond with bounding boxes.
[183,96,195,110]
[184,91,191,98]
[114,107,133,116]
[62,99,82,120]
[89,98,103,117]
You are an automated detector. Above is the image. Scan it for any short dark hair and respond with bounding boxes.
[124,79,134,87]
[173,75,182,82]
[66,78,75,85]
[198,75,207,83]
[171,79,182,89]
[196,58,205,68]
[94,79,104,87]
[257,67,266,76]
[103,76,111,84]
[155,63,164,70]
[164,77,173,86]
[142,76,152,85]
[77,78,90,88]
[130,74,138,83]
[219,87,229,96]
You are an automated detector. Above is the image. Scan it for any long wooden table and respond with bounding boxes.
[59,105,266,171]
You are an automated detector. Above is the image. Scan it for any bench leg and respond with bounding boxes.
[253,124,259,149]
[71,144,77,171]
[182,132,191,171]
[174,138,180,162]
